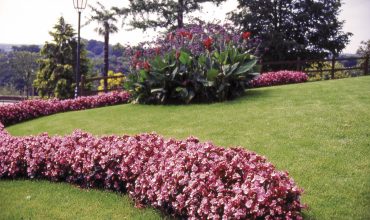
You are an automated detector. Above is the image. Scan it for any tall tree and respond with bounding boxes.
[230,0,352,64]
[0,52,23,94]
[9,51,39,98]
[34,17,89,99]
[119,0,226,30]
[357,40,370,57]
[86,2,119,92]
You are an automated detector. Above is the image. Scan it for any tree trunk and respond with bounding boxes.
[177,0,184,28]
[25,71,30,99]
[103,23,109,93]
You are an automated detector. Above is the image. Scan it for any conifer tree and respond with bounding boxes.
[34,17,89,99]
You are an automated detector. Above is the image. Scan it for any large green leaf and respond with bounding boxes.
[151,88,166,93]
[207,68,219,81]
[138,70,148,82]
[224,62,240,77]
[234,59,258,75]
[179,51,191,65]
[198,55,206,66]
[171,67,179,80]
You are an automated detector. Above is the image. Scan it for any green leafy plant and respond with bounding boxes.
[125,45,259,104]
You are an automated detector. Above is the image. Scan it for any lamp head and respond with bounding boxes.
[73,0,87,12]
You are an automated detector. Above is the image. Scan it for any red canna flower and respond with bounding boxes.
[154,47,161,55]
[180,31,187,37]
[143,61,150,71]
[225,36,231,43]
[242,31,251,40]
[167,33,175,41]
[135,61,142,70]
[203,37,213,50]
[180,31,193,40]
[187,32,193,40]
[176,51,181,60]
[135,51,142,58]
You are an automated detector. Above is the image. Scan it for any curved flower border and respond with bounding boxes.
[0,92,304,219]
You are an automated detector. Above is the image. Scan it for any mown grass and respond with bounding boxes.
[0,180,162,219]
[2,76,370,219]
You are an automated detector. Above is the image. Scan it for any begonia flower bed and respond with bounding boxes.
[250,71,308,88]
[0,91,130,126]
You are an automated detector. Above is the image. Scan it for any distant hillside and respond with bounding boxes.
[0,44,15,52]
[0,44,42,53]
[0,40,123,58]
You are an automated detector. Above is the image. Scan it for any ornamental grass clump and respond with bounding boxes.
[0,122,304,219]
[249,71,308,88]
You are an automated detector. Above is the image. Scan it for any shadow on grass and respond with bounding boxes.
[302,211,318,220]
[161,88,274,107]
[218,88,273,105]
[0,179,176,219]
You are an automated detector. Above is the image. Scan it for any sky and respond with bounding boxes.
[0,0,369,54]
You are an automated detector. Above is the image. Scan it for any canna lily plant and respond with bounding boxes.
[125,42,259,104]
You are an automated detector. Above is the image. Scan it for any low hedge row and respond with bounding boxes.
[250,71,308,88]
[0,123,304,219]
[0,91,131,126]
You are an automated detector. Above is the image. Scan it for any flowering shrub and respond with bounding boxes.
[249,71,308,88]
[98,71,126,91]
[0,122,304,219]
[0,91,130,126]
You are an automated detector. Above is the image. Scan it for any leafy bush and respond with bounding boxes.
[125,44,259,104]
[249,71,308,88]
[98,71,125,91]
[0,122,304,219]
[0,91,130,126]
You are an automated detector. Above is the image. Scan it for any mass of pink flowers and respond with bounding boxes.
[250,71,308,88]
[0,122,304,219]
[0,91,130,126]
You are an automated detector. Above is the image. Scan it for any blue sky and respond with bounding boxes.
[0,0,369,53]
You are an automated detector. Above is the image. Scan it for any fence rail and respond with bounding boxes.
[80,75,125,96]
[0,95,27,104]
[260,55,369,79]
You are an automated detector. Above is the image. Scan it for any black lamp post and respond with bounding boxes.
[73,0,87,98]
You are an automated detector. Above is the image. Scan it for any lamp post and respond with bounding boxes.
[73,0,87,98]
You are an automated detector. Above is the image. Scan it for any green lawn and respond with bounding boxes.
[2,76,370,219]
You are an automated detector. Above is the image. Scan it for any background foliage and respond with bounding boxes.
[230,0,352,68]
[34,17,89,99]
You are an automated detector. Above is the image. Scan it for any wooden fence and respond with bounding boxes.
[0,95,27,104]
[260,55,369,79]
[80,75,125,96]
